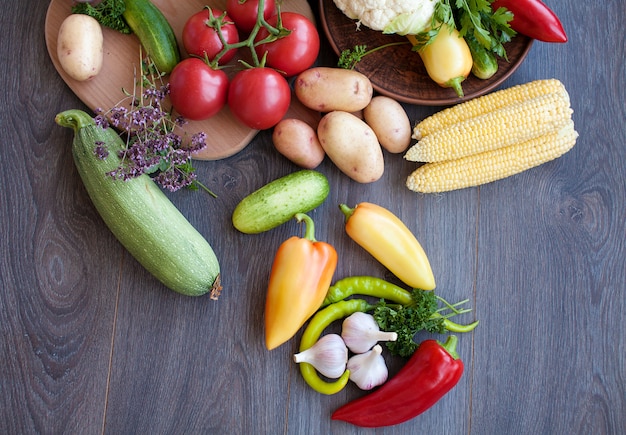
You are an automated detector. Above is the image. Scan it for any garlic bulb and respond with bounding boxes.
[293,334,348,379]
[347,344,388,390]
[341,312,398,354]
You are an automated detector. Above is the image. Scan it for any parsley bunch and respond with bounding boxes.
[373,289,473,357]
[94,57,214,195]
[418,0,516,58]
[72,0,131,34]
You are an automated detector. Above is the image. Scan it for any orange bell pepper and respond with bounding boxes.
[339,202,436,290]
[265,213,338,350]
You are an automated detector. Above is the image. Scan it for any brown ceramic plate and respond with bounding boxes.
[319,0,534,105]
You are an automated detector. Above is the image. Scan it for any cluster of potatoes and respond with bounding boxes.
[272,67,412,183]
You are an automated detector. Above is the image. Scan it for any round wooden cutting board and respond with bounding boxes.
[45,0,320,160]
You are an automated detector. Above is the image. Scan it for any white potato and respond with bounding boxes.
[294,67,373,113]
[317,111,384,183]
[57,14,103,81]
[363,96,412,153]
[272,119,325,169]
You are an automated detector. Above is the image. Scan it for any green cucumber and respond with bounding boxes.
[55,109,221,297]
[466,34,499,80]
[122,0,180,74]
[232,170,330,234]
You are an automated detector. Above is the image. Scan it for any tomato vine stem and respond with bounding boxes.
[203,0,289,69]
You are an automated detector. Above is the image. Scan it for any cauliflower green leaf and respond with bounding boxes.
[383,8,434,35]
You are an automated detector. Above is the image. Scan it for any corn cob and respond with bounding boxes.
[412,79,567,140]
[406,121,578,193]
[405,91,573,163]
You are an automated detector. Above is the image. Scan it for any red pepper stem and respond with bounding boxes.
[294,213,316,242]
[338,203,355,222]
[439,335,460,360]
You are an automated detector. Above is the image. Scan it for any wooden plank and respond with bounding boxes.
[2,0,626,434]
[101,145,302,432]
[470,67,626,434]
[0,87,121,433]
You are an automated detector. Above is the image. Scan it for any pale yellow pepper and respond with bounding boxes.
[408,23,473,98]
[339,202,436,290]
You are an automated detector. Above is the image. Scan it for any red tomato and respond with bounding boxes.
[228,67,291,130]
[182,8,239,65]
[169,58,229,121]
[226,0,276,34]
[254,12,320,77]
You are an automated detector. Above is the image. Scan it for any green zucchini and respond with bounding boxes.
[466,34,499,80]
[232,170,330,234]
[122,0,180,74]
[55,109,221,297]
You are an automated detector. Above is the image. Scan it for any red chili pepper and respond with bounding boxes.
[492,0,567,43]
[331,336,464,428]
[264,213,337,351]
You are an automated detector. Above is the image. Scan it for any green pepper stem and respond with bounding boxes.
[338,203,355,222]
[295,213,316,242]
[446,76,466,98]
[439,335,460,360]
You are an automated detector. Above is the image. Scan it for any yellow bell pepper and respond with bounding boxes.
[408,23,473,98]
[265,213,338,350]
[339,202,436,290]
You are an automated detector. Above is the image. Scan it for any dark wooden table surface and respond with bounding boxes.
[2,1,624,434]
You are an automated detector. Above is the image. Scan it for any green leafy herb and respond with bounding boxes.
[456,0,516,58]
[72,0,131,34]
[416,0,516,58]
[373,290,473,358]
[338,45,367,69]
[337,41,410,70]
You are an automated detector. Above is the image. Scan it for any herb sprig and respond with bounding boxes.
[337,41,410,70]
[373,289,474,357]
[72,0,131,34]
[94,55,215,196]
[416,0,516,58]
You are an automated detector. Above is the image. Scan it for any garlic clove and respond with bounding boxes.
[293,333,348,379]
[341,312,398,354]
[347,344,388,390]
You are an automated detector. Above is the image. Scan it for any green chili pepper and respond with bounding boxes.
[323,276,479,343]
[298,298,374,395]
[441,316,480,333]
[322,275,413,306]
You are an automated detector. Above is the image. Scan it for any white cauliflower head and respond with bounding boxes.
[333,0,437,35]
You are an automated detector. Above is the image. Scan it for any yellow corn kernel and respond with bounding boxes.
[406,121,578,193]
[405,91,573,163]
[412,79,567,140]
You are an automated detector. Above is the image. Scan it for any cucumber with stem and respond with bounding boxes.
[232,170,330,234]
[466,34,499,80]
[55,109,221,298]
[122,0,180,74]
